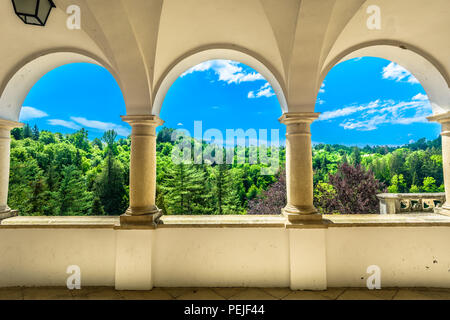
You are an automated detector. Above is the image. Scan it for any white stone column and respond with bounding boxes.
[0,119,23,220]
[428,112,450,216]
[121,115,164,226]
[279,112,321,222]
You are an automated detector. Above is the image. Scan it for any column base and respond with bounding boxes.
[0,207,18,221]
[282,204,322,222]
[435,204,450,217]
[120,207,162,227]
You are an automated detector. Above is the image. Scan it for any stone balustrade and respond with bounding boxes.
[377,193,446,214]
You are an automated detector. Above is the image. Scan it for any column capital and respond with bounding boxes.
[0,118,23,130]
[427,111,450,136]
[279,112,320,125]
[121,115,164,127]
[427,111,450,124]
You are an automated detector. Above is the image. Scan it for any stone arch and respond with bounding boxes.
[319,42,450,115]
[0,50,122,122]
[152,46,288,116]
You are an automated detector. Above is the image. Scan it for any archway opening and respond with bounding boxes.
[156,59,285,215]
[312,57,444,214]
[8,62,130,217]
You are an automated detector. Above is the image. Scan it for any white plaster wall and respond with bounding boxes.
[0,226,448,289]
[0,229,116,287]
[326,227,450,288]
[153,228,290,287]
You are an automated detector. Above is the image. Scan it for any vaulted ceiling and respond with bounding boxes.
[0,0,448,119]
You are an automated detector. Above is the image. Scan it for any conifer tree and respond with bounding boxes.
[94,129,128,215]
[163,163,206,215]
[103,130,118,156]
[23,123,32,139]
[27,174,51,215]
[211,163,242,215]
[91,196,105,215]
[95,156,128,215]
[222,171,243,214]
[55,165,93,215]
[32,124,40,141]
[213,163,229,215]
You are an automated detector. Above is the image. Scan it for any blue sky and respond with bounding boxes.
[313,57,440,146]
[21,63,130,138]
[21,57,441,146]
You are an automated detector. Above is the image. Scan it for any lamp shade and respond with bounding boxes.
[12,0,56,26]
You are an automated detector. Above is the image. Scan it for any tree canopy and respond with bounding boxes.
[8,125,444,216]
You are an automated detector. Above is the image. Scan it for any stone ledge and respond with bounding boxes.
[377,193,445,199]
[324,213,450,227]
[0,213,449,229]
[0,216,119,228]
[157,215,287,228]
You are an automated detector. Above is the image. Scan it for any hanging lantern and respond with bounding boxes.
[11,0,56,26]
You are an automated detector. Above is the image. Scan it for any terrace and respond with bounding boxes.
[0,0,449,294]
[2,286,450,300]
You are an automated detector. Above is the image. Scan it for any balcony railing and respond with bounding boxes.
[377,193,446,214]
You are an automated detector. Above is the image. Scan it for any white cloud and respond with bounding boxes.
[340,114,388,131]
[408,76,420,84]
[70,117,130,137]
[19,106,48,121]
[181,60,264,84]
[248,82,275,99]
[412,93,428,101]
[48,119,81,130]
[177,123,183,126]
[181,61,215,75]
[316,98,326,105]
[381,62,419,84]
[319,100,381,121]
[318,97,432,131]
[319,82,325,93]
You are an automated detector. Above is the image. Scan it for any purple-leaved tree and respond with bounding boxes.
[247,170,286,215]
[248,163,385,215]
[317,162,386,214]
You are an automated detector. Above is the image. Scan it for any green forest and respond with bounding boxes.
[8,124,444,216]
